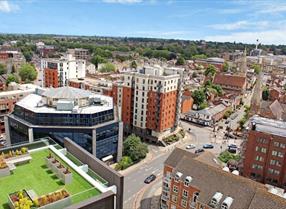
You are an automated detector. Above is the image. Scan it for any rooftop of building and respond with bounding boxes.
[0,83,43,99]
[124,65,183,79]
[250,115,286,137]
[213,73,246,88]
[186,104,227,117]
[165,148,286,209]
[0,138,109,209]
[16,86,113,114]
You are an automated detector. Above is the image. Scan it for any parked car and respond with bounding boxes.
[186,144,196,149]
[228,144,238,148]
[224,133,237,139]
[144,174,156,184]
[225,120,230,124]
[203,144,214,149]
[195,149,205,154]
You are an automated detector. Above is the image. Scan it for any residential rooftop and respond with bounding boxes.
[165,148,286,209]
[213,73,246,88]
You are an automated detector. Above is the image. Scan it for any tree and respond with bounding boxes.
[91,55,106,69]
[252,64,261,74]
[223,62,229,72]
[0,64,6,75]
[6,74,19,85]
[192,89,206,106]
[212,84,223,96]
[130,60,137,69]
[123,134,148,162]
[204,64,216,77]
[19,64,37,83]
[176,56,185,65]
[262,88,269,100]
[99,62,116,73]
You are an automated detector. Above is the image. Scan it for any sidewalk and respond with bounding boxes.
[150,187,162,209]
[119,133,191,176]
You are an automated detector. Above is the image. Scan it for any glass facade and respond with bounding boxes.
[9,118,29,145]
[8,118,119,160]
[13,105,114,127]
[96,123,119,159]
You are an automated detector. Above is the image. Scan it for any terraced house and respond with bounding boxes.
[161,148,286,209]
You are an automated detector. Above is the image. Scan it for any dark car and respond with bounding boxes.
[203,144,214,149]
[228,144,238,148]
[195,149,205,154]
[144,174,156,184]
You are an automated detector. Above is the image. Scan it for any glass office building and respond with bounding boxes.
[5,87,123,162]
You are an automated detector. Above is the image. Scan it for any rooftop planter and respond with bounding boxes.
[1,147,28,160]
[45,155,73,184]
[34,189,71,209]
[8,190,33,209]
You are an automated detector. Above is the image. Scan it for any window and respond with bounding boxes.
[280,143,286,149]
[261,148,267,153]
[255,155,264,162]
[272,150,278,156]
[278,152,284,158]
[274,142,280,147]
[268,168,274,174]
[173,185,178,193]
[171,195,177,203]
[183,190,188,198]
[181,199,187,208]
[274,170,280,175]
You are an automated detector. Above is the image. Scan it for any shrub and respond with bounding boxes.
[115,156,133,170]
[123,134,148,162]
[218,151,240,163]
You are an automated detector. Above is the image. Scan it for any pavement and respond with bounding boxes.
[123,115,247,209]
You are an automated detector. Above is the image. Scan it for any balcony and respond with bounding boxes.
[162,185,170,192]
[163,176,171,183]
[161,194,169,201]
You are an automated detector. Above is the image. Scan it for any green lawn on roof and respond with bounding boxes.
[0,149,101,209]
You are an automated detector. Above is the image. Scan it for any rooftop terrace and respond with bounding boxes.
[0,139,108,209]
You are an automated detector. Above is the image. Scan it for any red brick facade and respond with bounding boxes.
[0,98,17,134]
[242,130,286,189]
[121,87,133,125]
[44,68,58,88]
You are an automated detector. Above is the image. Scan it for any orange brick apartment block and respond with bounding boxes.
[44,68,59,88]
[161,148,286,209]
[116,66,183,141]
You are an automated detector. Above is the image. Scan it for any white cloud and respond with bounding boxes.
[209,20,271,31]
[218,8,243,14]
[0,0,19,13]
[102,0,142,4]
[204,29,286,45]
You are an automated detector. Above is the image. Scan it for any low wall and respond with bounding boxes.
[63,138,124,209]
[65,190,115,209]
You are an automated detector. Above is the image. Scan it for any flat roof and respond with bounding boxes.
[251,115,286,137]
[17,93,113,114]
[0,140,106,209]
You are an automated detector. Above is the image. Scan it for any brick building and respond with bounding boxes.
[116,66,183,142]
[44,68,59,88]
[161,148,286,209]
[181,90,193,114]
[213,74,246,95]
[67,48,89,60]
[241,116,286,189]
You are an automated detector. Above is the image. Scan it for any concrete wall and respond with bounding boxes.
[65,190,115,209]
[63,138,124,209]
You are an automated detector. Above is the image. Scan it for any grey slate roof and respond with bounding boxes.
[42,86,92,99]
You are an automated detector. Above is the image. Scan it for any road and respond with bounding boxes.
[123,121,227,209]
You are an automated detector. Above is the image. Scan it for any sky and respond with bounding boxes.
[1,0,286,45]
